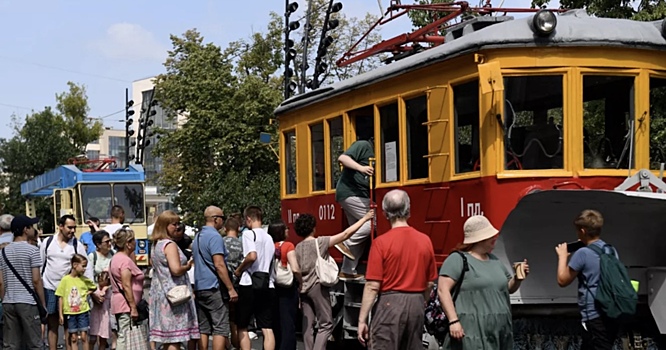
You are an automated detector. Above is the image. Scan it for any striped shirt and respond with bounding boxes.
[0,242,42,304]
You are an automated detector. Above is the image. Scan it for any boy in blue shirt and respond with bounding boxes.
[555,209,619,350]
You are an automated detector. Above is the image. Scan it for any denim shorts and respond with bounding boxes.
[67,312,90,333]
[44,289,58,315]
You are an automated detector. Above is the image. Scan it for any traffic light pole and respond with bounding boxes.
[299,0,314,94]
[124,88,133,168]
[283,0,291,100]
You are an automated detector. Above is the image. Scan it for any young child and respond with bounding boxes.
[223,217,244,349]
[89,270,111,349]
[56,254,97,350]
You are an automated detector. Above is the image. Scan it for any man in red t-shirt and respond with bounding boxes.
[357,189,437,349]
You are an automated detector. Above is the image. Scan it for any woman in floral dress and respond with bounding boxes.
[149,210,199,350]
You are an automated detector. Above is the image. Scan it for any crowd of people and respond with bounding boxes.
[0,134,629,350]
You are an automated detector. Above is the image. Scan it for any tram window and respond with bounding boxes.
[284,130,297,195]
[406,95,429,180]
[649,77,666,170]
[380,103,400,182]
[503,76,564,170]
[453,80,480,173]
[583,76,635,169]
[310,123,325,192]
[113,184,145,223]
[328,117,343,189]
[81,184,112,224]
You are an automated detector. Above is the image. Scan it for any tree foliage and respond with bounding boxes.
[153,29,282,225]
[288,0,385,89]
[0,82,101,231]
[154,6,384,225]
[531,0,666,19]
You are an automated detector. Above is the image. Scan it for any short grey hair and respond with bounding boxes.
[382,189,410,221]
[0,214,13,231]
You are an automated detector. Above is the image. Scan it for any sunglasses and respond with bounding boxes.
[101,239,111,244]
[211,215,227,221]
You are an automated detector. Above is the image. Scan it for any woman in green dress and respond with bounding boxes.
[438,215,529,349]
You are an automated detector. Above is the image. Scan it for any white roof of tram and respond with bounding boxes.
[275,9,666,115]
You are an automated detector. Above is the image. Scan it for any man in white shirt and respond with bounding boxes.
[40,214,93,350]
[233,206,275,350]
[103,205,127,239]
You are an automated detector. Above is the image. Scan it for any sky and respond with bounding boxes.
[0,0,543,140]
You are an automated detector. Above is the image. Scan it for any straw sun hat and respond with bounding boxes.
[463,215,499,244]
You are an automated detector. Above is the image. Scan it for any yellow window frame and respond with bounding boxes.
[576,68,643,177]
[280,128,298,198]
[449,73,482,182]
[307,119,327,195]
[374,98,401,188]
[495,68,574,179]
[401,90,432,186]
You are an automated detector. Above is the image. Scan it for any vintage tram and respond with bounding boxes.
[275,4,666,347]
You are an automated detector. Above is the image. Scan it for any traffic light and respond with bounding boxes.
[283,1,299,99]
[312,1,343,89]
[135,89,158,165]
[124,88,135,168]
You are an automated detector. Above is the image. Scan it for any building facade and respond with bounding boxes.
[85,128,129,169]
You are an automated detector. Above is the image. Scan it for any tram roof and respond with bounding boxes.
[275,10,666,115]
[21,164,145,198]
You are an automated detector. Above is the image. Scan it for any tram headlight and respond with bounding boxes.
[531,9,557,36]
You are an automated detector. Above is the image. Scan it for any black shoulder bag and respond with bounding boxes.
[196,232,231,301]
[1,248,48,324]
[111,270,149,322]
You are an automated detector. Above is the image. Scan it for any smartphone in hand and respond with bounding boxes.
[567,241,585,253]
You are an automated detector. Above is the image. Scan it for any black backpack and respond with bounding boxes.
[424,251,469,343]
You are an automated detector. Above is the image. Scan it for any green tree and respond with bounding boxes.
[153,29,282,224]
[56,82,103,154]
[0,83,101,231]
[531,0,666,19]
[287,0,385,89]
[154,7,385,225]
[407,0,455,34]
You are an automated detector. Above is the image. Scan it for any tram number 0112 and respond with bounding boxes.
[318,204,336,221]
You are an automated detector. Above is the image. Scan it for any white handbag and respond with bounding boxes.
[313,238,339,287]
[275,242,294,287]
[166,285,192,306]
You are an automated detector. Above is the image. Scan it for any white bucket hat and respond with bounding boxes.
[463,215,499,244]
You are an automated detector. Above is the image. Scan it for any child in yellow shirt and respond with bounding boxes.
[56,254,97,350]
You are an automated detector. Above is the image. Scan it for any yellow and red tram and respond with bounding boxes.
[275,6,666,340]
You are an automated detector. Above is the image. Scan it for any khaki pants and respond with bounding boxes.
[114,313,132,350]
[339,196,372,274]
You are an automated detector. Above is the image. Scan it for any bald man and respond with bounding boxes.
[192,206,237,350]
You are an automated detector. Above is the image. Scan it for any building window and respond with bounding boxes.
[328,117,343,189]
[453,80,480,173]
[284,130,297,195]
[380,103,400,183]
[583,76,635,169]
[310,123,325,192]
[503,76,564,170]
[108,136,126,169]
[649,77,666,170]
[86,150,100,160]
[405,95,429,179]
